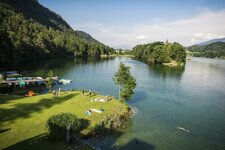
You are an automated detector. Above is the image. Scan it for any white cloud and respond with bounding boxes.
[136,35,149,40]
[191,38,196,42]
[194,33,204,37]
[74,9,225,48]
[191,33,225,43]
[204,33,225,40]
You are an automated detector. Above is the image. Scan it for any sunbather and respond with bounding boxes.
[90,108,103,113]
[85,109,93,116]
[90,98,108,102]
[52,90,57,95]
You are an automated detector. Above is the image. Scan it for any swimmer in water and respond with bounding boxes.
[177,126,190,133]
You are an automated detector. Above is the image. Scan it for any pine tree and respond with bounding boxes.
[46,70,54,92]
[113,62,136,101]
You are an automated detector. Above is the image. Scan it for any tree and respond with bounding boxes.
[46,70,54,91]
[47,112,81,141]
[131,41,187,65]
[151,45,170,63]
[170,42,186,62]
[0,30,14,69]
[113,62,136,101]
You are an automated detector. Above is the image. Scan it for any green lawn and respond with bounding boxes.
[0,91,128,149]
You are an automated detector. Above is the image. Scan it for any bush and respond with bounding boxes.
[47,112,81,141]
[88,110,131,137]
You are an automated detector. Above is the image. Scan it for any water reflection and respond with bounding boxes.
[73,56,116,65]
[149,64,185,80]
[1,57,225,150]
[131,58,185,81]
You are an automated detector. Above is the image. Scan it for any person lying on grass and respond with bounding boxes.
[85,109,93,116]
[90,95,110,102]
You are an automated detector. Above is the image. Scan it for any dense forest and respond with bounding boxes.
[0,0,114,70]
[130,41,186,65]
[188,42,225,58]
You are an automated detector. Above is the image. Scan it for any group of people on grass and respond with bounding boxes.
[82,89,110,102]
[52,87,62,96]
[51,88,109,116]
[82,89,109,117]
[82,89,93,97]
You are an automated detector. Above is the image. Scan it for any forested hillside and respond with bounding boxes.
[188,42,225,58]
[131,41,186,65]
[0,0,114,70]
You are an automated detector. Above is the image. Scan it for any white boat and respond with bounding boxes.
[59,79,72,84]
[36,77,43,80]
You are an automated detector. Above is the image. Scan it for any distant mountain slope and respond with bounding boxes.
[194,37,225,46]
[188,42,225,58]
[0,0,114,70]
[76,30,100,43]
[1,0,71,31]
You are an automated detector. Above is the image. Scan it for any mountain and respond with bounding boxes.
[76,30,99,43]
[188,42,225,58]
[0,0,114,70]
[114,44,132,50]
[194,37,225,46]
[1,0,71,31]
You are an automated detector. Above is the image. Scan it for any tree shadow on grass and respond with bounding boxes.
[4,118,91,150]
[3,133,67,150]
[0,94,26,104]
[0,93,78,127]
[0,128,11,134]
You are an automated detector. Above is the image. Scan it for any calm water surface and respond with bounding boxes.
[23,57,225,150]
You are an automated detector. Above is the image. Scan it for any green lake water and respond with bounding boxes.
[17,57,225,150]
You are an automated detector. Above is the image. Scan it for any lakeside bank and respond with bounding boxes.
[0,90,130,150]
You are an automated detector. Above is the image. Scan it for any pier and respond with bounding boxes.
[0,77,59,87]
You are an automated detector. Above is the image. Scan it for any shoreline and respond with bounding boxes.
[100,54,134,58]
[163,61,185,67]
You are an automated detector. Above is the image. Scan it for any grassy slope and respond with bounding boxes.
[0,91,128,149]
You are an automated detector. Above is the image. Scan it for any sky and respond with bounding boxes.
[39,0,225,49]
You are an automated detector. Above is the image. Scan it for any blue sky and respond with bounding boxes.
[39,0,225,48]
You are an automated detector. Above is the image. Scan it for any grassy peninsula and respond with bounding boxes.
[0,91,130,150]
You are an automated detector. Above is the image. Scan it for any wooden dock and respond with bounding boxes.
[0,77,59,87]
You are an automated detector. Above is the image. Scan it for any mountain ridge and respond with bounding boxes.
[0,0,114,70]
[191,37,225,46]
[188,41,225,58]
[76,30,100,43]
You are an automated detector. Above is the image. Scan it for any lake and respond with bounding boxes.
[10,57,225,150]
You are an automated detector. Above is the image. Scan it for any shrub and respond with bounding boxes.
[88,110,131,137]
[47,112,81,141]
